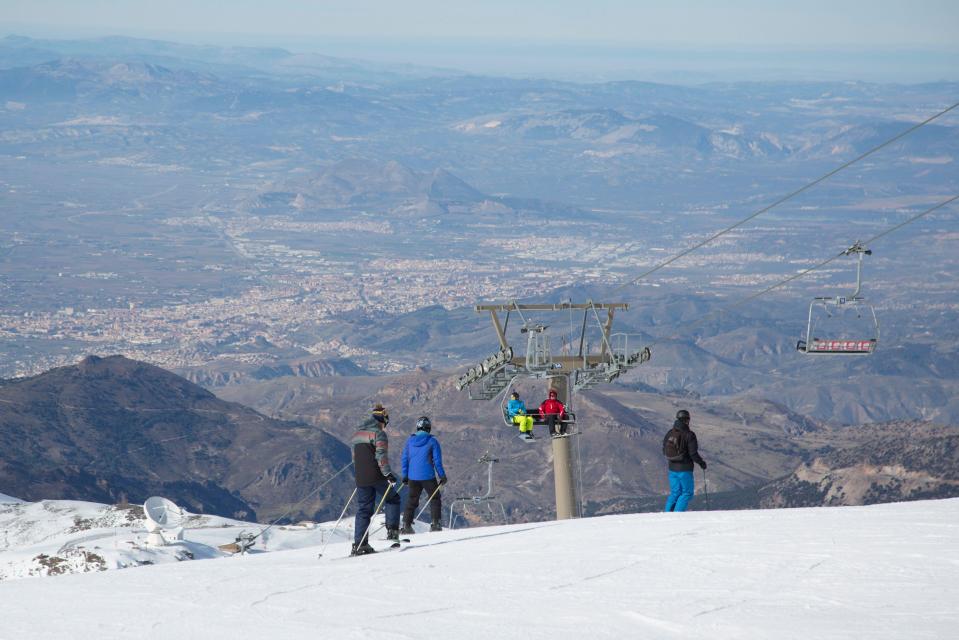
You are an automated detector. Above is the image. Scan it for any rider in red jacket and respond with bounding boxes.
[539,389,568,436]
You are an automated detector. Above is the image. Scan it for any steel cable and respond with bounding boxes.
[611,100,959,295]
[642,194,959,349]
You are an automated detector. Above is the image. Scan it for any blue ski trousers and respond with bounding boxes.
[664,470,695,512]
[354,480,401,544]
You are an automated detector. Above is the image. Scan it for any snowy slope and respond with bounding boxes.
[0,496,410,581]
[1,499,957,639]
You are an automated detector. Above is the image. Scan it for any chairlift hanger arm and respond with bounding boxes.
[487,309,509,350]
[577,308,589,358]
[844,242,870,300]
[599,306,616,360]
[586,303,617,361]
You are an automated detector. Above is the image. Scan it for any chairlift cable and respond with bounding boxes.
[641,194,958,349]
[610,100,959,295]
[252,458,355,543]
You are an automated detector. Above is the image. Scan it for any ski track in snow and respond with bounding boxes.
[1,499,958,639]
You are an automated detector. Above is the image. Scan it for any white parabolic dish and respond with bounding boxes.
[143,496,184,531]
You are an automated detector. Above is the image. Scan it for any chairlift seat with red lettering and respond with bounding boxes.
[797,243,880,356]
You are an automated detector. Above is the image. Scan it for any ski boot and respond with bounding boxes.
[386,527,400,542]
[430,521,442,532]
[400,523,415,535]
[350,541,376,556]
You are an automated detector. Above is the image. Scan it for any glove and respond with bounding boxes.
[699,460,707,470]
[385,473,398,484]
[438,476,448,485]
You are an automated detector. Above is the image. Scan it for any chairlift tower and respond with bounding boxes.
[455,301,651,520]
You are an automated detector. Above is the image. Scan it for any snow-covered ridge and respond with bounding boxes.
[1,497,957,638]
[0,495,398,582]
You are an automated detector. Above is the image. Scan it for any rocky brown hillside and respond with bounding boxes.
[6,356,954,527]
[0,355,351,522]
[758,422,959,508]
[214,368,834,522]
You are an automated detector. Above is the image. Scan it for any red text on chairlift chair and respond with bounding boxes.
[809,339,875,353]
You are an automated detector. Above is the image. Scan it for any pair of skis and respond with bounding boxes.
[519,432,572,443]
[344,537,411,559]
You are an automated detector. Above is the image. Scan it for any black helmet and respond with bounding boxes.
[676,409,690,421]
[415,416,432,432]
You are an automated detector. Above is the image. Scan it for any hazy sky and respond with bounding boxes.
[4,0,959,46]
[3,0,958,81]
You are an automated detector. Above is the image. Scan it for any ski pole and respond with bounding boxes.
[356,481,400,547]
[702,467,710,511]
[413,481,444,523]
[317,487,357,558]
[365,481,410,540]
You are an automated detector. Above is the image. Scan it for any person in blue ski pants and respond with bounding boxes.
[663,409,707,512]
[665,470,696,512]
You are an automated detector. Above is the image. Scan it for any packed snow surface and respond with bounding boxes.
[0,496,399,581]
[1,498,958,639]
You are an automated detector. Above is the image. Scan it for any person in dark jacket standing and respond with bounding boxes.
[663,409,707,512]
[350,403,401,555]
[400,416,447,533]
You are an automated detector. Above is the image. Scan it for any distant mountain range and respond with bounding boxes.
[244,158,589,220]
[454,109,792,159]
[0,34,454,82]
[179,355,368,387]
[253,287,959,426]
[250,159,486,213]
[1,355,956,524]
[0,355,351,522]
[1,33,957,522]
[212,358,959,520]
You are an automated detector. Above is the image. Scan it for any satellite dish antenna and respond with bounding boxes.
[143,496,186,546]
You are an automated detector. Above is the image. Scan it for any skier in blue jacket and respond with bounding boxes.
[400,416,448,533]
[507,391,534,439]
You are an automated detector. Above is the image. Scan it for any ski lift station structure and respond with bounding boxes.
[455,301,652,520]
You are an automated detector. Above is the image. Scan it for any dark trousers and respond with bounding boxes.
[354,480,401,544]
[544,414,567,435]
[403,478,442,525]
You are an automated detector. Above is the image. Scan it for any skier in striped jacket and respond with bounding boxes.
[350,403,401,555]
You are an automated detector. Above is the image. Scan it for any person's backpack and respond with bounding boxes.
[662,428,687,462]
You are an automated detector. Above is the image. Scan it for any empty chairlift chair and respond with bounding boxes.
[797,242,880,355]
